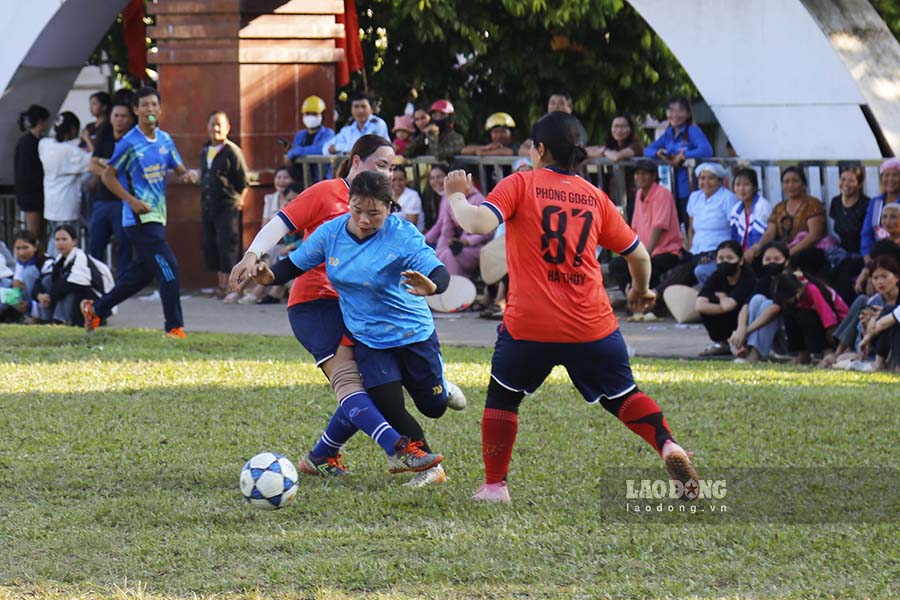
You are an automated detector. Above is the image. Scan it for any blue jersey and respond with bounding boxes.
[109,126,183,227]
[288,214,443,349]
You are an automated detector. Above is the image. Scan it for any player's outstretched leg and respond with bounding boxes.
[472,380,523,502]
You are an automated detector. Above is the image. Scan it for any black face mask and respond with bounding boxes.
[717,261,740,276]
[431,117,448,132]
[762,263,785,277]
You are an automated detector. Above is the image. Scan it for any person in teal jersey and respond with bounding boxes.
[82,87,191,338]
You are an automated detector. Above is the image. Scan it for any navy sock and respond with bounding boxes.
[339,390,402,455]
[311,407,358,457]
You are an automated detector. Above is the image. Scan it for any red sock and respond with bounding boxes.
[482,408,518,484]
[617,392,672,454]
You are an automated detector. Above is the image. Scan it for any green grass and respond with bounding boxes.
[0,325,898,599]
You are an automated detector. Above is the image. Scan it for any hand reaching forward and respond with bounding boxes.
[401,270,437,296]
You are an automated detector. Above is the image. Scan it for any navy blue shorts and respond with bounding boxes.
[491,325,636,403]
[287,299,348,366]
[352,330,448,418]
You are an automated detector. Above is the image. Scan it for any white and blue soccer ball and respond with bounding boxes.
[240,452,299,510]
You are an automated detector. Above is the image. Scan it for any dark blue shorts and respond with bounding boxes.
[287,299,348,366]
[491,325,636,403]
[352,329,447,418]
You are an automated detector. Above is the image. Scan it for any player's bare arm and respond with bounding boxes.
[444,170,499,234]
[101,164,151,214]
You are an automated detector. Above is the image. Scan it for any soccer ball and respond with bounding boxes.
[239,452,299,510]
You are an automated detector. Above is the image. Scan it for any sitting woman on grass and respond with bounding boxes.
[772,270,848,365]
[694,240,756,357]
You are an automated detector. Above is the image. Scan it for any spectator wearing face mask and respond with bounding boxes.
[695,240,756,357]
[286,95,335,182]
[729,241,790,363]
[401,99,465,163]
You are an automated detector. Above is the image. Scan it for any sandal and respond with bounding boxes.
[698,342,731,357]
[479,304,504,320]
[468,301,489,313]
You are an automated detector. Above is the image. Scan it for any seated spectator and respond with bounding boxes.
[687,162,739,284]
[39,112,92,246]
[425,178,491,278]
[695,240,756,356]
[461,112,518,156]
[391,168,424,230]
[404,105,431,153]
[0,230,49,323]
[752,167,826,260]
[402,99,465,163]
[420,163,449,232]
[821,255,899,369]
[854,204,900,295]
[772,270,848,365]
[729,167,772,254]
[860,158,900,258]
[391,115,415,155]
[238,167,298,305]
[327,92,389,154]
[609,159,682,305]
[286,95,335,182]
[828,166,870,304]
[859,291,900,372]
[587,111,644,161]
[643,95,713,226]
[729,241,791,363]
[34,225,113,326]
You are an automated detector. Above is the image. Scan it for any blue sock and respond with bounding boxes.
[311,407,358,457]
[339,390,402,455]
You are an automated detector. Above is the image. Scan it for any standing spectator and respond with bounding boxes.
[14,105,51,244]
[860,158,900,258]
[327,92,390,154]
[686,162,739,284]
[546,92,573,114]
[425,179,491,279]
[391,168,424,230]
[420,163,449,232]
[772,271,849,365]
[461,113,518,156]
[828,166,870,304]
[391,115,415,155]
[81,91,110,150]
[286,95,334,183]
[729,240,791,363]
[695,240,755,356]
[83,87,191,338]
[729,168,773,254]
[643,95,713,226]
[39,112,92,246]
[402,99,465,163]
[609,159,682,300]
[186,110,250,302]
[88,100,136,276]
[753,167,826,259]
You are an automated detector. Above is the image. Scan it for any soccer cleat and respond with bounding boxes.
[164,327,188,339]
[81,299,101,332]
[299,452,349,477]
[388,437,443,473]
[471,481,511,503]
[445,379,467,411]
[662,440,699,499]
[402,463,447,487]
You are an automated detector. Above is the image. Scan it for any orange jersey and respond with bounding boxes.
[277,178,350,307]
[484,168,639,342]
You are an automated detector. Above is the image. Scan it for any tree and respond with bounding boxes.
[355,0,697,144]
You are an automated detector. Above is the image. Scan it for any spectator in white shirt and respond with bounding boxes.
[326,92,390,154]
[390,168,424,231]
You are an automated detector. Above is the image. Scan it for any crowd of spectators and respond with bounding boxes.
[6,87,900,371]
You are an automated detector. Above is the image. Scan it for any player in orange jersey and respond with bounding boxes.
[446,111,698,502]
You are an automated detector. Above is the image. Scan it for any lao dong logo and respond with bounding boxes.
[625,478,727,501]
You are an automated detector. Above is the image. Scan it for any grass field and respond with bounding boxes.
[1,325,898,599]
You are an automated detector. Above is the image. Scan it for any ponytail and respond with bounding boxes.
[18,104,50,132]
[530,111,589,172]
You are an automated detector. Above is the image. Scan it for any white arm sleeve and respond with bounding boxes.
[246,217,291,258]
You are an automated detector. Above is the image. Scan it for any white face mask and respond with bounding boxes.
[303,115,322,129]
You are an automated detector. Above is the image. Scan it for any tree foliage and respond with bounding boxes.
[355,0,696,144]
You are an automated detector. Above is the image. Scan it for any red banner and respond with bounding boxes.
[123,0,146,80]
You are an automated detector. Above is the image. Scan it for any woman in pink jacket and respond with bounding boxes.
[425,185,493,277]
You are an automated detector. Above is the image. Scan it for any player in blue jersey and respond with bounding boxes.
[251,170,455,486]
[82,87,189,338]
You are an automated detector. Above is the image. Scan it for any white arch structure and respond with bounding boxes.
[628,0,900,160]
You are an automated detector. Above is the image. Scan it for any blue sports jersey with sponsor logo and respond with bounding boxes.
[109,126,183,227]
[288,213,443,349]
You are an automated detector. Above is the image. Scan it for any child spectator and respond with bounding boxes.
[286,95,334,182]
[772,270,849,365]
[391,168,424,230]
[0,230,49,323]
[187,110,249,302]
[39,111,92,246]
[34,225,113,326]
[729,240,790,363]
[461,113,518,156]
[14,104,51,244]
[391,115,415,155]
[695,240,756,356]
